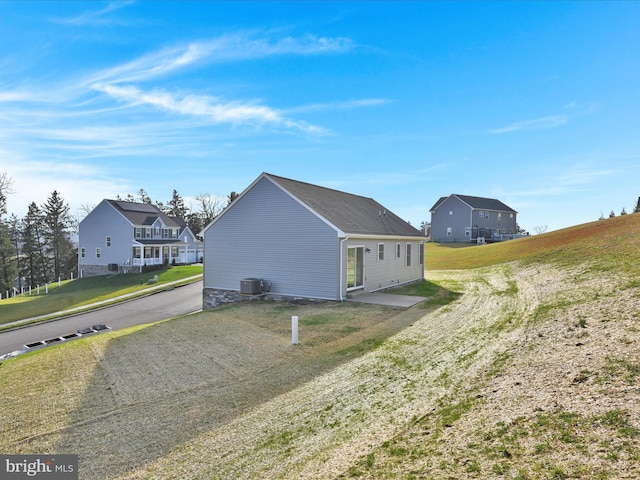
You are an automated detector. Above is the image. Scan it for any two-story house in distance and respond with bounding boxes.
[430,194,518,243]
[78,199,201,277]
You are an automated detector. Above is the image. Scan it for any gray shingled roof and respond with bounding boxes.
[107,200,184,228]
[266,173,422,237]
[430,194,516,213]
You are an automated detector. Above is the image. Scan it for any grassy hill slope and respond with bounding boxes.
[426,213,640,274]
[0,216,638,479]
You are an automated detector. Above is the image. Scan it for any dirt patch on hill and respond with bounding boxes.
[352,264,640,479]
[1,261,637,480]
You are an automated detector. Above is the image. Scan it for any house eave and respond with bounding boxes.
[340,233,425,241]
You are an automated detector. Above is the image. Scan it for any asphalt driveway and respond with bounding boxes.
[0,280,202,356]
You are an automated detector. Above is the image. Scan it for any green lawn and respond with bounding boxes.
[0,265,202,326]
[426,213,640,273]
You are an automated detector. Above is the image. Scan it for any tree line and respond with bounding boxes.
[600,198,640,220]
[0,171,236,294]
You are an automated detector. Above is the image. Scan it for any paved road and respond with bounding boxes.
[0,280,203,356]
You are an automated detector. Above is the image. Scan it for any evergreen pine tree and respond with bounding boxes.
[43,191,72,280]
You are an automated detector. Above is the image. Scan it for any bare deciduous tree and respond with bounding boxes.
[0,172,14,215]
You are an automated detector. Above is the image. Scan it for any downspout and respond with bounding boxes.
[470,208,473,240]
[339,235,349,301]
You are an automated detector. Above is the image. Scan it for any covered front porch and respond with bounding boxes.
[131,242,199,266]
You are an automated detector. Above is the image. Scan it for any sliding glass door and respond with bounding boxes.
[347,246,364,290]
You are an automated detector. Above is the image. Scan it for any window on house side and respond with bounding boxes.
[447,227,452,236]
[465,227,471,236]
[449,210,453,215]
[378,243,384,261]
[81,248,86,258]
[96,248,101,259]
[406,243,412,267]
[419,243,424,265]
[396,243,401,259]
[106,236,111,247]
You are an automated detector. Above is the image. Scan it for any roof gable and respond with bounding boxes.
[265,173,421,237]
[431,194,516,213]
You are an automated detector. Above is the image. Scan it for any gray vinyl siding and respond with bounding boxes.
[78,200,133,268]
[430,196,472,242]
[204,177,340,300]
[472,209,517,235]
[431,196,518,242]
[341,239,424,296]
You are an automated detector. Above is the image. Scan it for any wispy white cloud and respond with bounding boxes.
[489,101,599,135]
[0,156,133,216]
[504,164,618,198]
[285,98,389,114]
[87,32,353,85]
[489,114,569,134]
[93,84,329,134]
[54,1,136,26]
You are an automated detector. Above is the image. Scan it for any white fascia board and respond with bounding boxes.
[343,233,426,242]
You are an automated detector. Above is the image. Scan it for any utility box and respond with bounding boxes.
[240,278,262,295]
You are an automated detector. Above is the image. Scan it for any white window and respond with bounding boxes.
[133,247,141,259]
[465,227,471,237]
[396,243,401,259]
[406,243,412,267]
[510,213,514,219]
[419,243,424,265]
[447,227,453,237]
[146,228,152,238]
[378,243,384,261]
[498,212,502,220]
[106,236,111,247]
[449,210,453,216]
[80,247,86,258]
[96,248,101,259]
[134,227,142,238]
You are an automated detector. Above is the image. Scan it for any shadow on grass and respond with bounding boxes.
[388,279,463,309]
[50,294,461,479]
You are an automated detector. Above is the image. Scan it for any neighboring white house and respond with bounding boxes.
[78,199,201,277]
[430,194,518,243]
[202,172,425,308]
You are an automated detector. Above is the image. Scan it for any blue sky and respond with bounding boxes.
[1,1,639,232]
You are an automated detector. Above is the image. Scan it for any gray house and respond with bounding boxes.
[78,199,201,277]
[202,173,425,308]
[430,194,518,243]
